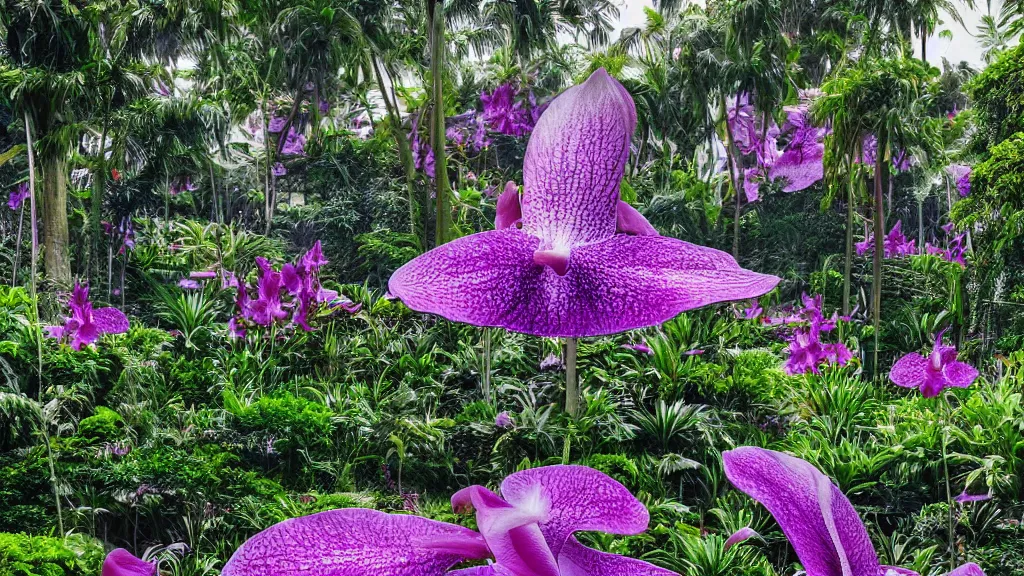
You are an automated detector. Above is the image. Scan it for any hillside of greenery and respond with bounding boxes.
[2,1,1024,576]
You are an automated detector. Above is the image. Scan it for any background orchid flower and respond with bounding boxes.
[889,329,979,398]
[221,465,677,576]
[389,69,779,338]
[45,284,129,350]
[102,549,156,576]
[8,183,29,210]
[723,446,985,576]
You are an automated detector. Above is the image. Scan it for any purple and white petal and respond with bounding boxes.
[616,201,658,236]
[495,182,523,230]
[947,563,985,576]
[723,447,880,576]
[724,526,760,550]
[221,509,489,576]
[102,549,156,576]
[557,537,678,576]
[499,465,650,557]
[943,361,979,389]
[389,232,778,338]
[521,69,635,248]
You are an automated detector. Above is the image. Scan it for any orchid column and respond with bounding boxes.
[390,70,780,417]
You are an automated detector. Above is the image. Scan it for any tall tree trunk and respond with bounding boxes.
[430,1,452,246]
[262,100,274,234]
[871,134,889,374]
[41,154,72,286]
[371,56,420,242]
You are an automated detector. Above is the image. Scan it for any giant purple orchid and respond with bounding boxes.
[102,549,156,576]
[889,329,978,398]
[45,284,130,350]
[221,465,677,576]
[389,69,780,338]
[723,446,985,576]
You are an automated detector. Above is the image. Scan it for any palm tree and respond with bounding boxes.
[816,56,937,372]
[909,0,966,62]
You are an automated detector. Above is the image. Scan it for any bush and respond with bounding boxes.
[76,407,124,445]
[0,533,104,576]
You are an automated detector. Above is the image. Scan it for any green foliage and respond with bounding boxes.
[231,390,334,453]
[75,407,124,445]
[968,43,1024,148]
[0,533,104,576]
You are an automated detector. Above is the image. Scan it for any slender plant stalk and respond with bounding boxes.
[940,398,956,570]
[262,99,273,234]
[871,134,888,375]
[430,0,451,246]
[719,94,743,260]
[12,203,24,286]
[371,56,420,241]
[481,328,492,403]
[565,338,579,417]
[91,96,112,281]
[843,161,855,315]
[25,111,64,536]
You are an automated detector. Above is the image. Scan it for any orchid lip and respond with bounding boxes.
[533,247,571,275]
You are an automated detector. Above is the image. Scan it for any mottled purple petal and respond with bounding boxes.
[724,526,760,550]
[557,537,678,576]
[769,143,824,192]
[723,447,880,576]
[616,201,658,236]
[955,491,991,504]
[495,182,522,230]
[103,549,156,576]
[521,68,635,248]
[221,508,489,576]
[943,361,979,389]
[389,231,778,338]
[499,465,649,558]
[889,353,928,390]
[948,563,985,576]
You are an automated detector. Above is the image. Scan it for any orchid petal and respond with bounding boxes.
[948,563,985,576]
[521,68,635,247]
[451,485,559,576]
[723,447,880,576]
[93,307,130,335]
[499,465,649,557]
[102,549,156,576]
[495,181,522,230]
[942,361,979,389]
[221,509,489,576]
[724,526,760,550]
[770,144,825,192]
[616,201,658,236]
[881,566,920,576]
[888,353,928,390]
[390,231,778,338]
[557,537,678,576]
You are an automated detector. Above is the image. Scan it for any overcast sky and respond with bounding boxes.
[615,0,996,68]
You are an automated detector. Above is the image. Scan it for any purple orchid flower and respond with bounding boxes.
[481,83,536,137]
[947,164,971,198]
[178,279,202,290]
[783,294,852,375]
[389,69,779,338]
[955,490,991,504]
[45,284,130,351]
[857,221,916,259]
[8,183,29,210]
[741,301,763,320]
[190,271,218,280]
[724,526,759,550]
[724,447,986,576]
[272,162,287,177]
[495,411,513,428]
[622,341,654,355]
[221,465,678,576]
[268,117,287,133]
[541,353,564,371]
[281,128,306,156]
[889,329,978,398]
[102,548,156,576]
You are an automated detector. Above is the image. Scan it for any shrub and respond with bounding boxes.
[76,407,124,445]
[0,533,104,576]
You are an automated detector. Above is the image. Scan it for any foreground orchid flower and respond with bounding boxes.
[221,465,677,576]
[45,284,129,350]
[390,69,779,338]
[102,548,155,576]
[889,330,978,398]
[723,447,985,576]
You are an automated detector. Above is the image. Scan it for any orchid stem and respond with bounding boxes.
[12,203,24,287]
[481,328,492,404]
[565,338,579,418]
[941,398,956,571]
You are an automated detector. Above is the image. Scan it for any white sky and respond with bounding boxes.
[615,0,997,69]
